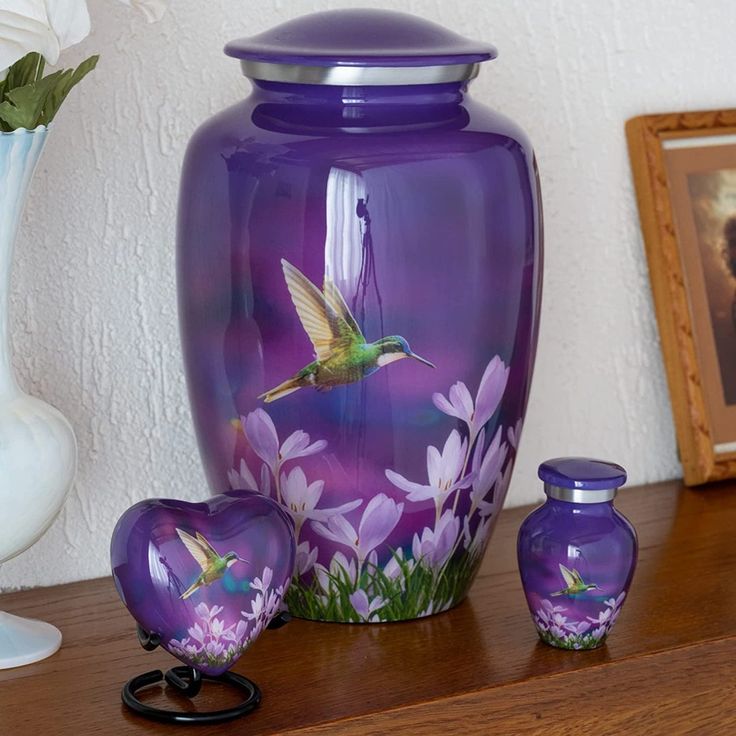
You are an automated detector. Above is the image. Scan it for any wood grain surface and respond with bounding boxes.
[2,479,736,735]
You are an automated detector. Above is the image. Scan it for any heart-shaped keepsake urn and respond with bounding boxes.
[111,490,295,676]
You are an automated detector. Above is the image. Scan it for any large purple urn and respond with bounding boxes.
[177,9,542,622]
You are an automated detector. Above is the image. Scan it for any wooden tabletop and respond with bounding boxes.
[2,478,736,735]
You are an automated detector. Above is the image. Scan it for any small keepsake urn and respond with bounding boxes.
[111,490,295,675]
[517,458,637,651]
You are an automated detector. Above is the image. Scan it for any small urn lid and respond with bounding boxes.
[538,457,627,503]
[225,9,496,86]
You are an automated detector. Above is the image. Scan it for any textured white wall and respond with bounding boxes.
[2,0,728,589]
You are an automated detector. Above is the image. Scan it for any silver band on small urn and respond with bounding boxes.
[544,484,618,504]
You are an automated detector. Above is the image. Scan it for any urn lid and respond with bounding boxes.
[225,9,496,86]
[539,458,627,503]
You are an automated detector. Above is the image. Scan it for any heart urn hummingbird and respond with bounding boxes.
[177,9,543,622]
[111,491,295,675]
[517,459,638,650]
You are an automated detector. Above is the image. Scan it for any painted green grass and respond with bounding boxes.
[537,629,606,650]
[285,549,482,622]
[168,645,245,671]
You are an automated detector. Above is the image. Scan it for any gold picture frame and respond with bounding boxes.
[627,110,736,485]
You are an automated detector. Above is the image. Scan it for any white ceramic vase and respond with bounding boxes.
[0,127,77,668]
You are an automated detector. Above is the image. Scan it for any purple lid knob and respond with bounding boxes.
[538,457,627,491]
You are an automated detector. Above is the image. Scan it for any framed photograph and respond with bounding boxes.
[627,110,736,485]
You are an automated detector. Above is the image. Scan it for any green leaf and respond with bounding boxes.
[36,70,74,127]
[0,54,99,131]
[38,55,99,126]
[6,53,44,91]
[0,72,64,131]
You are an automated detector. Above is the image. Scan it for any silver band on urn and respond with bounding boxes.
[544,484,618,504]
[240,60,480,86]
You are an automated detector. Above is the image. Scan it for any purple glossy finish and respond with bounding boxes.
[517,464,637,651]
[110,490,295,675]
[177,14,542,623]
[224,9,497,66]
[538,457,628,490]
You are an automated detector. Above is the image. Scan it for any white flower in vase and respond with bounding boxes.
[0,0,168,671]
[0,0,169,130]
[0,1,89,71]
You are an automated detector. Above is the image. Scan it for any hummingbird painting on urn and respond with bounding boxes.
[260,260,435,402]
[176,528,249,599]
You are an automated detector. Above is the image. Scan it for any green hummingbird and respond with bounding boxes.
[259,259,435,403]
[551,563,601,597]
[177,528,248,600]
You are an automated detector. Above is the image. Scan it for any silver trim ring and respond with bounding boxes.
[240,60,480,86]
[544,483,617,504]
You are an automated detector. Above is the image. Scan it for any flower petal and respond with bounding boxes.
[280,430,327,462]
[311,513,358,549]
[260,463,271,497]
[280,466,308,508]
[474,356,509,430]
[229,458,258,491]
[440,430,467,485]
[0,2,61,69]
[279,430,309,460]
[357,493,403,558]
[448,381,474,424]
[45,0,90,51]
[507,418,522,450]
[244,409,279,469]
[432,391,462,419]
[385,470,438,503]
[474,427,508,491]
[349,589,370,619]
[330,551,357,583]
[296,438,327,459]
[308,498,362,522]
[426,444,442,487]
[471,428,486,476]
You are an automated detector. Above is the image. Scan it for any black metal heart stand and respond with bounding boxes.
[121,612,290,725]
